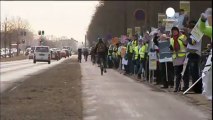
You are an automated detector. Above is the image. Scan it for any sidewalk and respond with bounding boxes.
[116,68,212,118]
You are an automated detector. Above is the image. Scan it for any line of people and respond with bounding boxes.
[89,8,212,99]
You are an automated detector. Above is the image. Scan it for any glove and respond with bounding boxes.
[169,45,174,51]
[200,13,207,22]
[192,40,196,45]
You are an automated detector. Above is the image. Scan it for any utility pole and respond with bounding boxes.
[4,17,7,58]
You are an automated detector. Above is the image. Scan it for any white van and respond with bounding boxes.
[33,46,51,64]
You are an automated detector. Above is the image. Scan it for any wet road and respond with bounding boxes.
[0,58,68,93]
[81,61,210,120]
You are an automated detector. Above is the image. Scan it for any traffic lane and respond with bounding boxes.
[81,62,209,120]
[0,59,59,74]
[0,59,30,69]
[0,57,70,93]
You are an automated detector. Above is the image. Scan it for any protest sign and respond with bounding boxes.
[127,28,133,38]
[149,52,157,70]
[135,27,141,35]
[191,18,204,42]
[180,1,190,15]
[122,58,128,65]
[158,41,172,63]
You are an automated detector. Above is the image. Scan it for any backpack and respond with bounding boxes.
[97,43,106,53]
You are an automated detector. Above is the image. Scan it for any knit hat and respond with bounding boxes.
[171,27,179,33]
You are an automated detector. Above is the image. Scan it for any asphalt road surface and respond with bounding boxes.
[0,58,66,93]
[81,60,211,120]
[0,56,82,120]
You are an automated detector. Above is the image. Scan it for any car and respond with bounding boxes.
[1,48,10,57]
[0,49,6,58]
[50,50,59,60]
[56,50,61,60]
[33,46,51,64]
[29,46,35,59]
[60,50,67,58]
[63,46,72,56]
[29,50,34,59]
[62,49,69,57]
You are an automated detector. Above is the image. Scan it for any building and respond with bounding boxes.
[125,1,212,34]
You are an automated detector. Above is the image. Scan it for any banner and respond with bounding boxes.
[127,28,133,38]
[158,41,172,63]
[191,18,204,42]
[135,27,141,36]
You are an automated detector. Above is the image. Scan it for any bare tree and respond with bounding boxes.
[1,16,33,56]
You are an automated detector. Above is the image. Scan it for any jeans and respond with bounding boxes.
[137,59,145,76]
[174,64,188,91]
[160,62,174,87]
[127,53,133,74]
[133,59,140,74]
[184,53,202,93]
[98,53,107,69]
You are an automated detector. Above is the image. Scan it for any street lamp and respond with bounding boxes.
[166,7,175,18]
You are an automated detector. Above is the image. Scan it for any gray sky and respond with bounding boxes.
[1,1,99,42]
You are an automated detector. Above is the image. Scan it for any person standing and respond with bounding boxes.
[169,27,187,92]
[133,40,140,75]
[159,34,174,88]
[199,8,212,100]
[124,38,134,75]
[182,20,202,93]
[137,40,146,79]
[78,48,82,63]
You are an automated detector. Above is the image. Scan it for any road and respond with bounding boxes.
[0,58,67,93]
[0,56,82,120]
[81,61,211,120]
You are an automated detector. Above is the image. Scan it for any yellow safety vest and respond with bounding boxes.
[127,42,133,53]
[134,45,139,60]
[132,40,137,48]
[139,45,146,59]
[170,35,186,59]
[117,46,121,56]
[113,47,118,57]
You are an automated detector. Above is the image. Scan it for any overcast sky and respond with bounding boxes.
[1,1,99,42]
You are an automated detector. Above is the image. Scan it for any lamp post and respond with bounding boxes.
[164,7,176,32]
[166,7,175,18]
